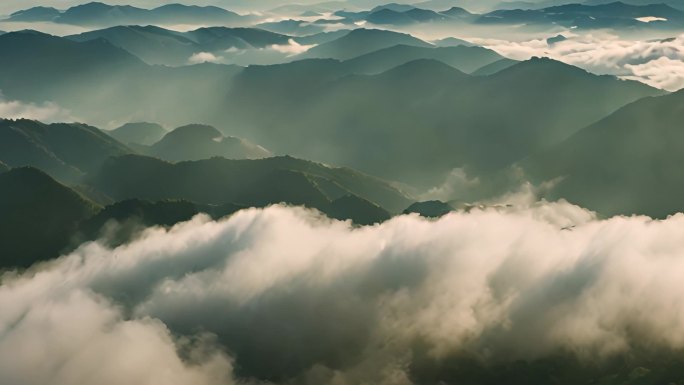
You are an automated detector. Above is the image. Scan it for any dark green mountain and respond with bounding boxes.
[66,27,499,77]
[344,44,504,74]
[0,119,133,182]
[67,25,199,65]
[433,36,475,47]
[76,199,229,246]
[300,29,433,60]
[149,124,272,162]
[0,31,242,126]
[0,31,663,194]
[439,6,475,18]
[523,89,684,218]
[107,122,167,146]
[150,3,244,24]
[224,57,660,187]
[89,155,412,214]
[293,30,350,45]
[325,195,391,225]
[0,161,9,173]
[0,167,99,268]
[8,6,61,22]
[371,3,417,12]
[67,26,290,66]
[403,200,455,217]
[0,30,145,102]
[183,27,290,50]
[57,2,148,26]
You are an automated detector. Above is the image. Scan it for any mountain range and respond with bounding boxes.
[0,28,666,192]
[523,89,684,218]
[145,124,272,162]
[0,167,98,267]
[224,56,660,187]
[67,25,292,65]
[0,119,132,182]
[0,28,504,127]
[66,26,502,70]
[300,28,434,60]
[0,30,243,125]
[8,2,249,26]
[478,2,684,29]
[89,154,412,214]
[0,122,419,268]
[107,122,167,146]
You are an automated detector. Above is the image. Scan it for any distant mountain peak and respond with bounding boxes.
[381,58,468,78]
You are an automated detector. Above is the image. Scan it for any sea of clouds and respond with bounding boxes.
[3,200,684,384]
[475,32,684,91]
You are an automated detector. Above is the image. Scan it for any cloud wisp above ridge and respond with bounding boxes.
[4,202,684,383]
[475,32,684,91]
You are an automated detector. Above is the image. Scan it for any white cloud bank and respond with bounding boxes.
[188,51,224,64]
[4,202,684,383]
[188,40,316,65]
[475,33,684,91]
[0,92,75,122]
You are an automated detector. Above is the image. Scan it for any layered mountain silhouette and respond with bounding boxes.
[0,30,145,101]
[9,2,247,27]
[404,200,456,218]
[89,155,412,214]
[7,6,61,22]
[344,44,505,74]
[478,2,684,29]
[433,37,475,47]
[224,57,661,187]
[325,195,391,225]
[0,147,414,268]
[0,167,99,268]
[365,8,450,25]
[76,199,246,246]
[68,26,291,65]
[471,58,519,75]
[300,29,433,60]
[148,124,272,162]
[523,89,684,218]
[332,3,475,26]
[0,119,132,182]
[107,122,167,146]
[67,25,500,72]
[0,30,242,125]
[256,19,327,36]
[0,30,665,190]
[584,0,684,11]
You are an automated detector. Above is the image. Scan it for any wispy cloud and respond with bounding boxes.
[188,40,317,66]
[474,33,684,91]
[188,52,224,64]
[270,39,316,56]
